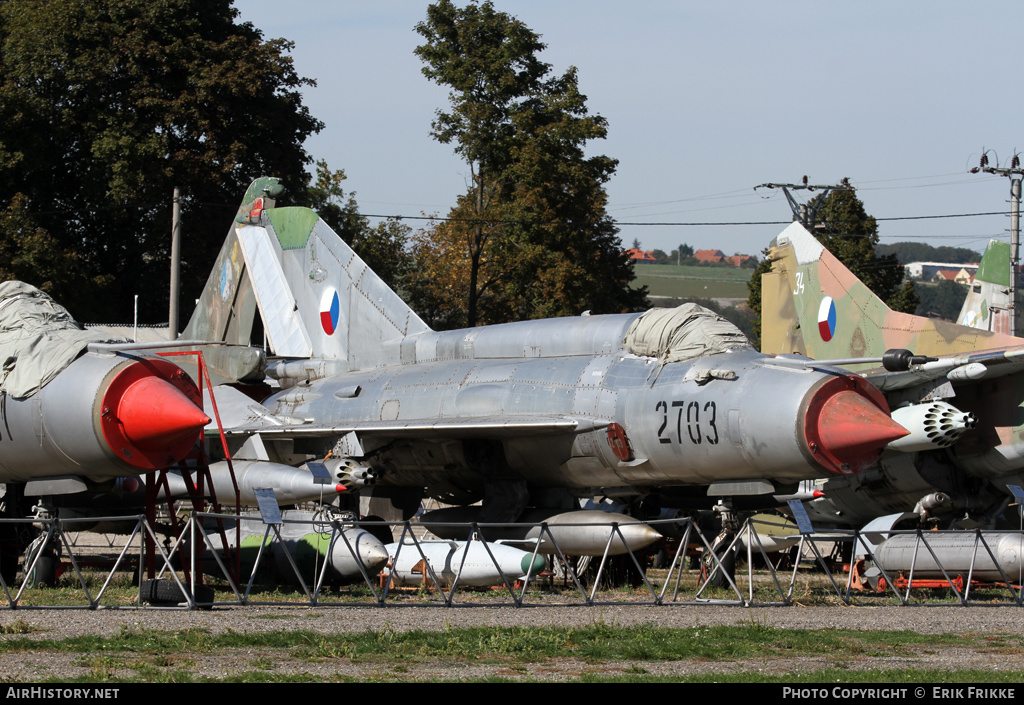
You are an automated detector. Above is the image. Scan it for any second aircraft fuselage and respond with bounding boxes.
[260,312,903,503]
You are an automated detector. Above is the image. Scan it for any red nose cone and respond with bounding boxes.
[117,376,211,450]
[100,358,209,470]
[804,376,908,475]
[816,390,908,456]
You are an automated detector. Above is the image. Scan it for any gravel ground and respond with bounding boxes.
[1,604,1023,682]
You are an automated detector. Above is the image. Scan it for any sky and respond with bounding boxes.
[233,1,1024,259]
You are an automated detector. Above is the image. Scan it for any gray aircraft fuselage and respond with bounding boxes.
[189,182,907,519]
[256,312,891,506]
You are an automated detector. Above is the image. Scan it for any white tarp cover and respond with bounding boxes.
[622,303,752,364]
[0,281,127,399]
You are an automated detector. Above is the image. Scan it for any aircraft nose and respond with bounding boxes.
[117,376,212,451]
[100,359,210,469]
[803,376,908,475]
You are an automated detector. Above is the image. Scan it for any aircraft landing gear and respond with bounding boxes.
[700,500,740,589]
[23,534,59,588]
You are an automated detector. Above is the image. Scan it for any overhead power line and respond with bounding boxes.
[358,210,1010,227]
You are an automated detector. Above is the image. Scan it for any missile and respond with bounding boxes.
[868,532,1024,584]
[382,539,547,588]
[162,460,346,506]
[228,511,389,585]
[0,352,210,482]
[420,507,663,556]
[41,458,349,521]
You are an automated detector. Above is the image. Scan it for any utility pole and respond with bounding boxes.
[168,187,181,340]
[754,177,852,229]
[970,151,1023,337]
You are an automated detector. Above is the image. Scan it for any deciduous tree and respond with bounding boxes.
[0,0,322,322]
[412,0,645,328]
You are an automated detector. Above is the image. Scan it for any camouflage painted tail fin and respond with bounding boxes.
[182,178,278,348]
[957,239,1020,335]
[183,177,431,370]
[760,222,1021,362]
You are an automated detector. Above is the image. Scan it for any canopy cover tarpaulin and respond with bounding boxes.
[622,303,751,365]
[0,281,127,398]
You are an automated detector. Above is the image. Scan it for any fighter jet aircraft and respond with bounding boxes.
[0,281,211,487]
[760,222,1024,527]
[185,178,912,531]
[0,281,214,580]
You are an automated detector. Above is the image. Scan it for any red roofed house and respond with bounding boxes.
[931,268,963,284]
[729,254,757,268]
[626,248,657,263]
[694,249,726,264]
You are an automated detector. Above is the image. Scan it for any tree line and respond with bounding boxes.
[0,0,646,328]
[0,0,970,340]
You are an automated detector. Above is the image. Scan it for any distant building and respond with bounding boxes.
[930,268,974,285]
[728,254,757,268]
[626,248,657,263]
[906,261,979,281]
[694,249,726,264]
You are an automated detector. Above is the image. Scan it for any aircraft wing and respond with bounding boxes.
[214,415,606,439]
[856,346,1024,393]
[204,384,606,440]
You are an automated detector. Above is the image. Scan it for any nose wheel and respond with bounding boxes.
[699,500,739,588]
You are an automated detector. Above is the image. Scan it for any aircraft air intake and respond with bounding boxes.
[99,358,210,470]
[802,375,908,476]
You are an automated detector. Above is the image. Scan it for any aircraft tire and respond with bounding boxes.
[139,579,214,608]
[707,548,736,589]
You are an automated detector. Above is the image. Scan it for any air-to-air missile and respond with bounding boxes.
[419,507,662,556]
[0,281,210,485]
[161,460,348,506]
[760,221,1024,529]
[381,539,547,588]
[185,178,910,533]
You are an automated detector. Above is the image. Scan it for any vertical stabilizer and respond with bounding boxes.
[181,178,283,345]
[252,206,431,368]
[957,239,1018,335]
[760,222,1022,362]
[185,178,431,370]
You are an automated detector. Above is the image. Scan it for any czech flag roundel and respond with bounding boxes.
[817,296,836,342]
[320,287,340,336]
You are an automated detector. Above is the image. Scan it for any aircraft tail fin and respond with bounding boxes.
[957,239,1018,334]
[183,178,431,369]
[760,222,1021,361]
[182,178,281,348]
